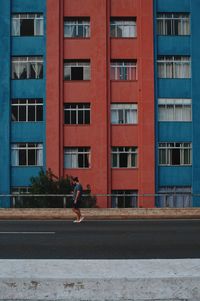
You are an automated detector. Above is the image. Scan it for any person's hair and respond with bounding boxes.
[72,177,79,182]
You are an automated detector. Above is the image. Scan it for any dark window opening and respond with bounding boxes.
[71,67,83,80]
[20,19,34,36]
[172,149,180,165]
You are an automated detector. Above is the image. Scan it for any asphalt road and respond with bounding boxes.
[0,219,200,259]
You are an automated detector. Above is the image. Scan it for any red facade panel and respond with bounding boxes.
[46,0,155,208]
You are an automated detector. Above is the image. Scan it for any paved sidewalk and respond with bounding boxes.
[0,208,200,220]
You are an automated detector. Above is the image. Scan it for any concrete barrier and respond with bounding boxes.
[0,259,200,300]
[1,208,200,220]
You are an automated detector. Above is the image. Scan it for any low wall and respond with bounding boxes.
[0,208,200,220]
[0,259,200,300]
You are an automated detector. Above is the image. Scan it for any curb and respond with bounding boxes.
[0,208,200,220]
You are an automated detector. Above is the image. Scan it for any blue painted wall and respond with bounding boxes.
[0,0,46,206]
[10,0,46,189]
[155,0,195,204]
[0,0,11,207]
[191,0,200,206]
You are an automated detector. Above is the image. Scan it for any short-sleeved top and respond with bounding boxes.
[73,183,83,201]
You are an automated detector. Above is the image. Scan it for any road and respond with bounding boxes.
[0,219,200,259]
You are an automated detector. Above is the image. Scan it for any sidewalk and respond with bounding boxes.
[0,208,200,220]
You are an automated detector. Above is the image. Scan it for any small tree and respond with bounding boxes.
[17,169,97,208]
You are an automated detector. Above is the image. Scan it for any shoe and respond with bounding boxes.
[73,220,79,223]
[78,216,84,223]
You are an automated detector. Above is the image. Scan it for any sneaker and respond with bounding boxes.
[73,220,79,223]
[78,216,84,223]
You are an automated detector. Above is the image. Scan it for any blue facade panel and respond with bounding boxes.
[191,0,200,204]
[157,36,191,56]
[12,0,45,12]
[12,37,45,56]
[11,167,43,186]
[158,123,192,141]
[159,167,192,186]
[157,0,191,12]
[11,80,45,99]
[0,0,11,207]
[11,123,44,142]
[158,79,191,98]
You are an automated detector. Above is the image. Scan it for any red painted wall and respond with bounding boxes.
[46,0,155,207]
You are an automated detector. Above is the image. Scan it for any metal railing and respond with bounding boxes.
[0,193,198,208]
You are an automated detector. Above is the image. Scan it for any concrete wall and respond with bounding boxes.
[0,259,200,300]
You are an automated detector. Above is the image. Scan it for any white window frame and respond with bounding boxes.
[11,143,43,167]
[157,13,190,36]
[64,147,91,168]
[110,19,137,38]
[11,99,43,122]
[64,61,91,80]
[157,56,191,79]
[158,98,192,122]
[64,18,90,38]
[110,61,137,80]
[64,103,90,125]
[111,147,138,168]
[111,190,138,208]
[158,186,192,208]
[159,142,192,166]
[12,56,43,79]
[111,103,138,124]
[12,13,44,36]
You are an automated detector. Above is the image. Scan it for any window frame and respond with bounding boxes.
[64,147,91,169]
[11,143,43,167]
[157,55,191,79]
[11,98,43,122]
[11,56,43,80]
[64,17,90,38]
[110,61,137,81]
[111,146,138,168]
[159,142,192,166]
[111,103,138,124]
[158,98,192,122]
[110,18,137,38]
[64,103,91,125]
[157,13,190,36]
[64,61,91,81]
[111,190,138,208]
[11,13,44,37]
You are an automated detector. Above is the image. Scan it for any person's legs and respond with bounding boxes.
[72,207,81,221]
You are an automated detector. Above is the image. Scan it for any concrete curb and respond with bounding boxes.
[0,208,200,220]
[0,259,200,300]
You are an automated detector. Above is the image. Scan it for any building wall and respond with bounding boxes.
[0,0,46,204]
[46,0,155,208]
[155,0,200,206]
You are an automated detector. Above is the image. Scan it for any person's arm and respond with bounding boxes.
[74,190,80,203]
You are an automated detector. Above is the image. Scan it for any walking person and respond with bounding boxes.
[72,177,84,223]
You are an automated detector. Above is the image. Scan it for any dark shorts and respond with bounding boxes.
[73,200,81,209]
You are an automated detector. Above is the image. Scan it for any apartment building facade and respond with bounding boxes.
[0,0,200,208]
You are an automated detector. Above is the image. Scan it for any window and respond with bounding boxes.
[112,190,138,208]
[64,17,90,38]
[12,56,43,79]
[157,13,190,36]
[64,60,90,80]
[11,143,43,166]
[11,99,43,122]
[111,104,138,124]
[157,56,191,78]
[12,187,30,195]
[64,147,90,168]
[158,187,192,208]
[64,103,90,125]
[158,99,192,122]
[112,147,137,168]
[110,61,137,80]
[159,142,192,166]
[110,18,136,38]
[12,13,44,36]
